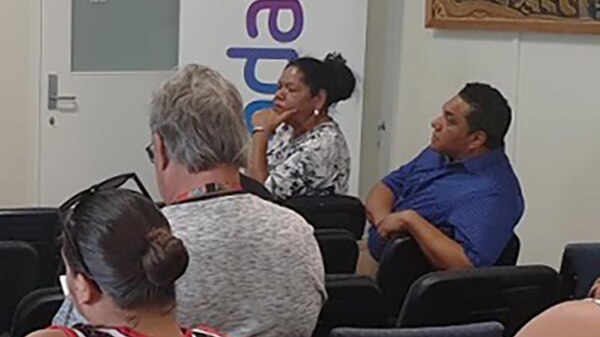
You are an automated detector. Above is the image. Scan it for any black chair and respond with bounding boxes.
[314,229,359,274]
[0,208,63,288]
[494,235,521,266]
[10,287,64,337]
[313,274,387,337]
[396,265,561,337]
[376,234,521,319]
[0,241,40,334]
[239,173,276,202]
[283,195,366,239]
[376,235,433,320]
[330,322,504,337]
[559,243,600,299]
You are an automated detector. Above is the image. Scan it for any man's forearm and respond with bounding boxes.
[367,205,391,226]
[366,182,395,225]
[405,214,473,270]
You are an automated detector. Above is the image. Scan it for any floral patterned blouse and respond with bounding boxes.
[265,121,350,200]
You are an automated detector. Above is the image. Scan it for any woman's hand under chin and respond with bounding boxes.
[252,108,297,134]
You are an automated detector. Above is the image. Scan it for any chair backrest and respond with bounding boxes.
[0,241,40,333]
[376,235,433,318]
[0,208,62,288]
[397,265,561,337]
[376,234,521,319]
[239,173,276,202]
[313,274,387,337]
[10,287,64,337]
[559,243,600,299]
[494,235,521,266]
[314,229,358,274]
[330,322,504,337]
[283,195,366,239]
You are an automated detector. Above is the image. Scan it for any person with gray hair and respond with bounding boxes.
[52,64,326,337]
[149,64,247,180]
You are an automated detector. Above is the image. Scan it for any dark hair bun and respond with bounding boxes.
[142,228,189,287]
[323,52,356,106]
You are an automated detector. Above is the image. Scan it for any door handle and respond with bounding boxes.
[48,74,77,110]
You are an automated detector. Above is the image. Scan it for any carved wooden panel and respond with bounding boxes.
[426,0,600,35]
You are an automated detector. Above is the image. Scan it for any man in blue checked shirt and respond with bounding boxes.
[366,82,524,269]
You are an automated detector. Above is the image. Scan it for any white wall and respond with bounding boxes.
[0,0,37,207]
[516,34,600,267]
[372,1,600,267]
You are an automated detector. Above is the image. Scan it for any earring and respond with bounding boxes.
[313,109,320,116]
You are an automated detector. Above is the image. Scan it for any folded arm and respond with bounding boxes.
[365,182,395,226]
[378,210,473,270]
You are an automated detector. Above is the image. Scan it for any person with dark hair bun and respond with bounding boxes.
[248,52,356,200]
[27,189,227,337]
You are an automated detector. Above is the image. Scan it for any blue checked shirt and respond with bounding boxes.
[368,147,524,267]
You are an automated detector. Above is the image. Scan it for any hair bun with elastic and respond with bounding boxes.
[142,228,189,287]
[322,52,356,106]
[324,52,347,66]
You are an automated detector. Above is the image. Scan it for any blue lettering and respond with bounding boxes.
[226,47,298,94]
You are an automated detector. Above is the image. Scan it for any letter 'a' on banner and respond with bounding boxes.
[179,0,368,195]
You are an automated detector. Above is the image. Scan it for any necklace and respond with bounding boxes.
[174,181,242,203]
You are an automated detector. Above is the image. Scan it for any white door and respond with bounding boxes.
[40,0,180,205]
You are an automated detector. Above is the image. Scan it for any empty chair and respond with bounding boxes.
[377,234,521,319]
[0,241,40,334]
[0,208,62,288]
[397,265,561,337]
[314,229,358,274]
[559,243,600,299]
[330,321,504,337]
[10,287,64,337]
[283,195,366,239]
[313,274,387,337]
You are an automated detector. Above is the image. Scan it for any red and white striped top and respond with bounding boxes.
[48,324,228,337]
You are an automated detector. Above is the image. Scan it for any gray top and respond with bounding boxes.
[53,193,326,337]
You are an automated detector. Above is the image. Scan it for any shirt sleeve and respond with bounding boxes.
[381,166,409,199]
[381,148,433,199]
[447,192,522,267]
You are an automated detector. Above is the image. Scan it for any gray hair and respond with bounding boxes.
[150,64,248,172]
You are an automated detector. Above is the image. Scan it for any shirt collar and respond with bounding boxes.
[460,147,507,173]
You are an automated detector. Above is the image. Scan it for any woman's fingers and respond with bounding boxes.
[277,108,297,123]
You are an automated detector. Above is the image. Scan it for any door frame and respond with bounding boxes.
[31,0,43,205]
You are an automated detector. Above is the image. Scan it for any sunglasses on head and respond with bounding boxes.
[59,173,153,277]
[59,173,152,213]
